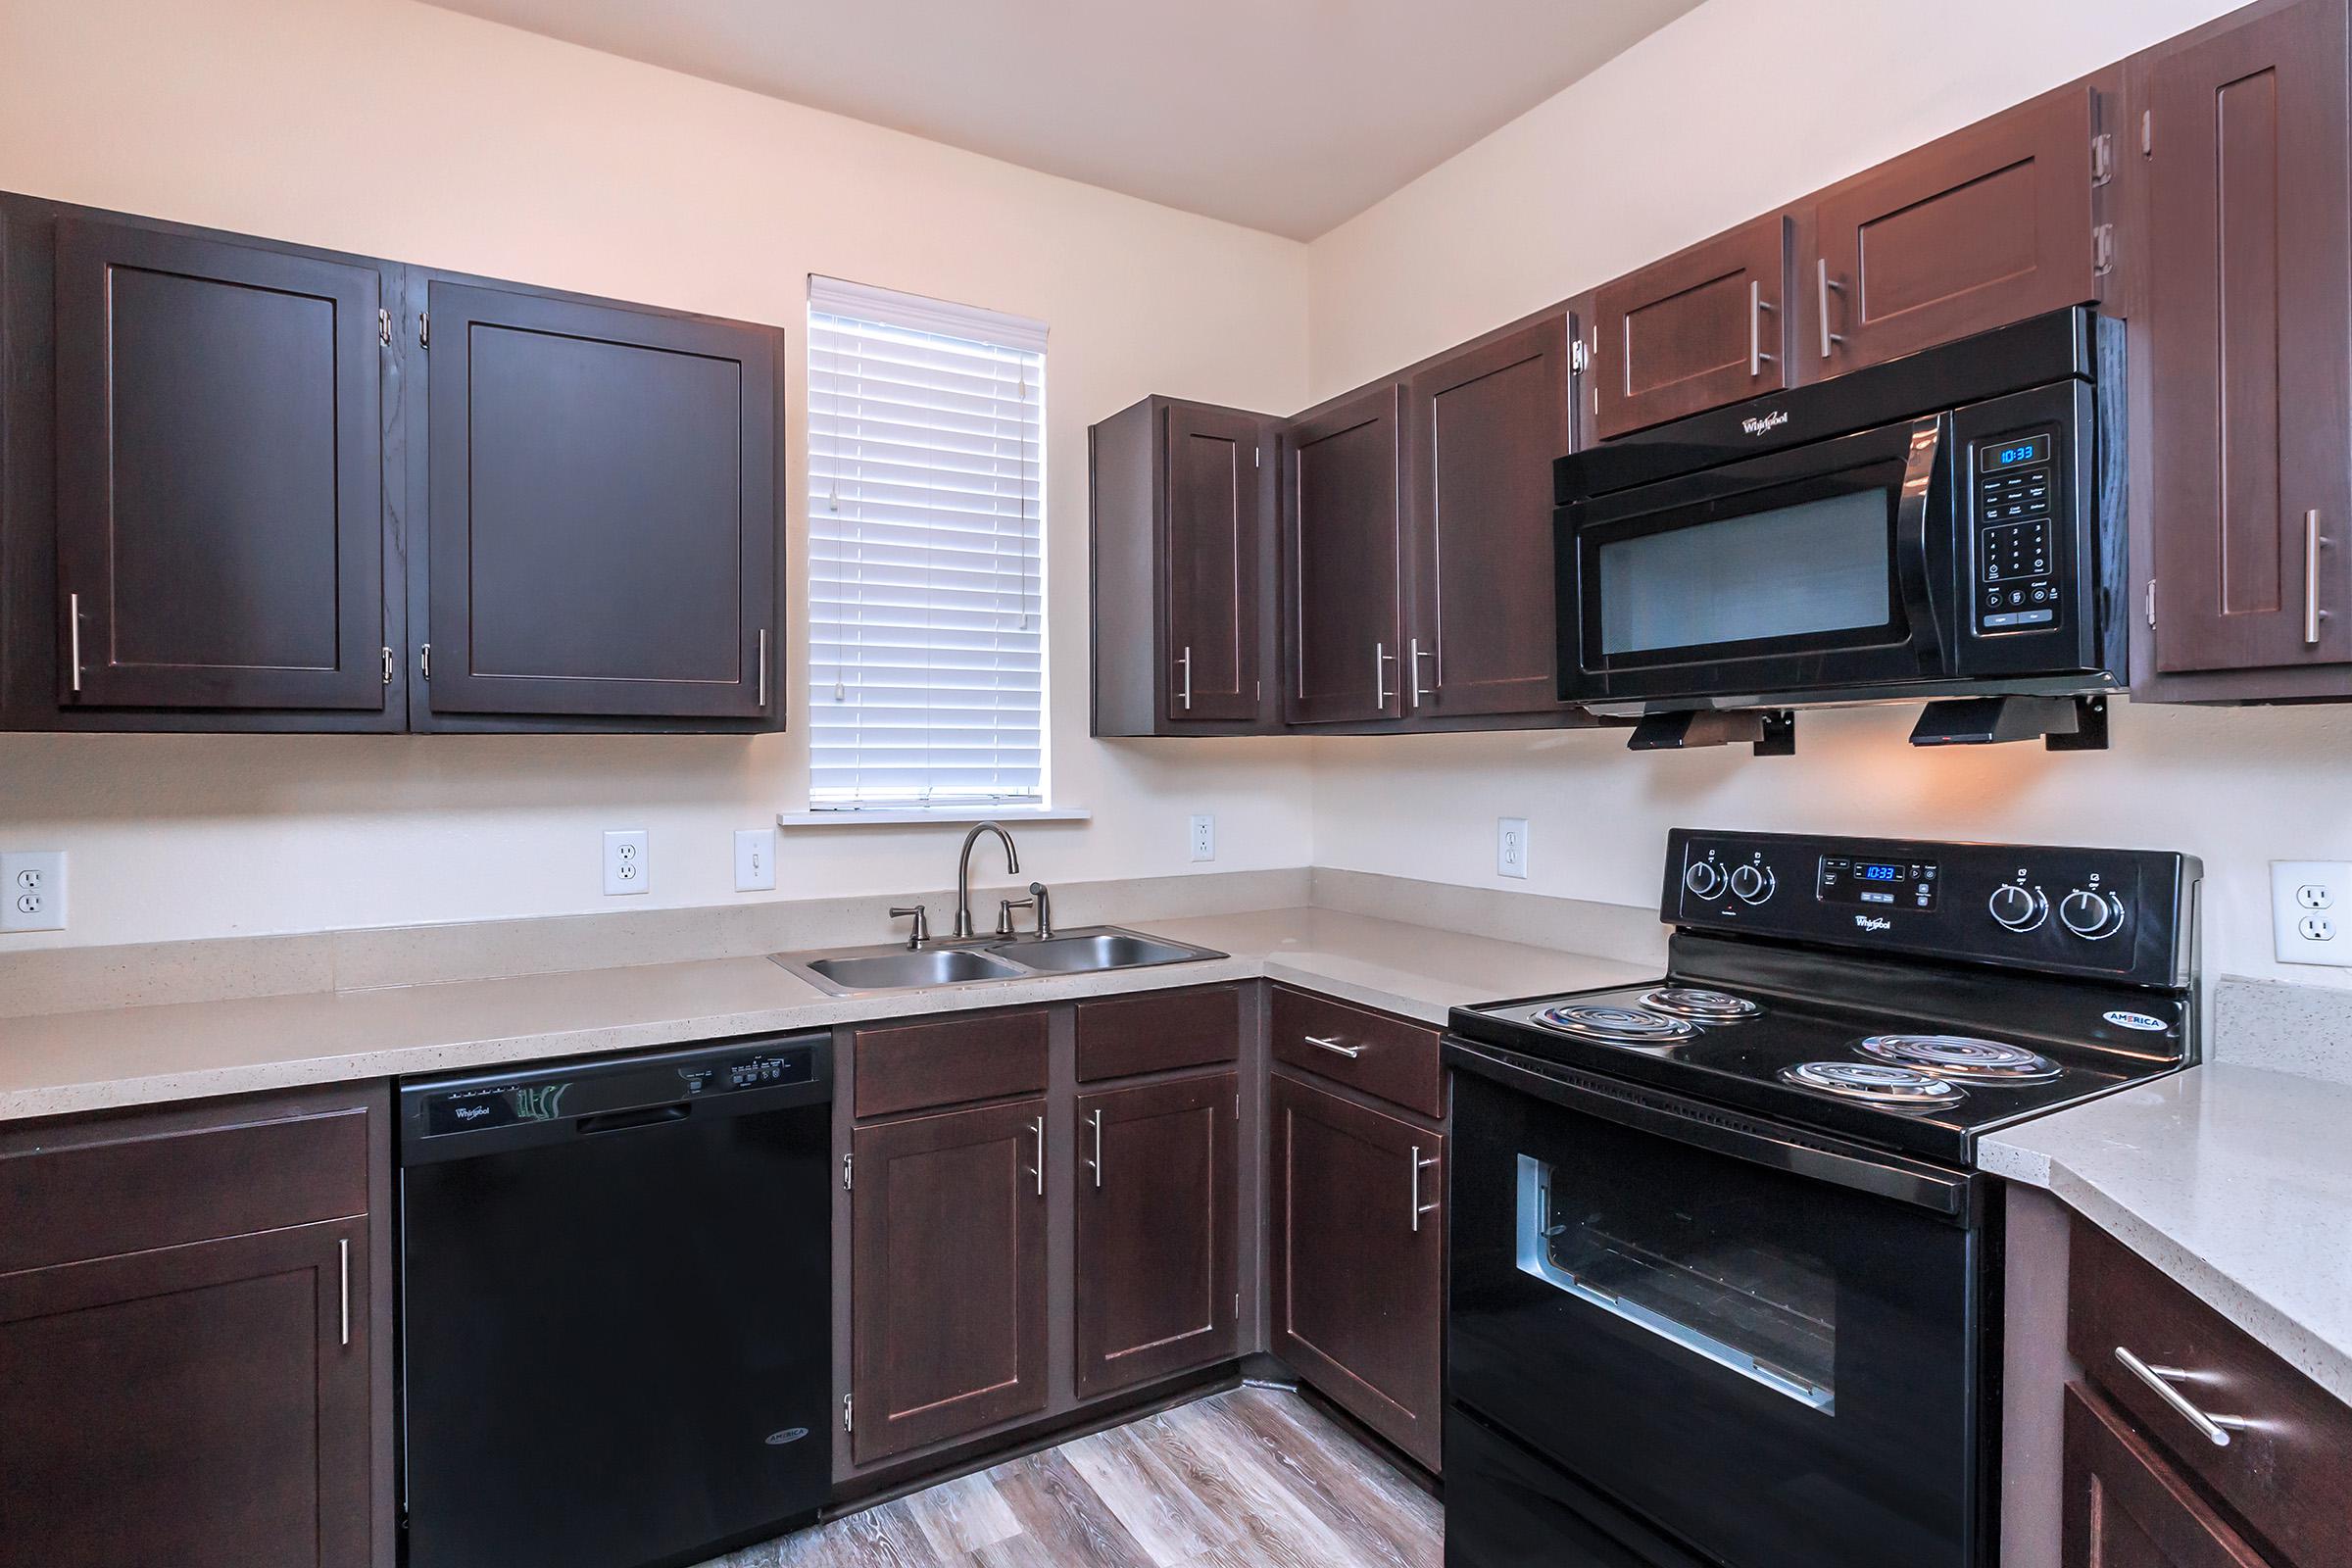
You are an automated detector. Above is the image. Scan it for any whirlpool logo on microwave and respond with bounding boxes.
[1740,410,1790,436]
[1853,914,1893,933]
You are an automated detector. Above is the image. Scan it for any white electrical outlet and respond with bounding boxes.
[2272,860,2352,964]
[1,851,67,933]
[603,829,650,897]
[1189,814,1216,862]
[734,827,777,892]
[1498,818,1530,880]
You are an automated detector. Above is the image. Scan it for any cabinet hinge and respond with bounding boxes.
[2089,132,2116,187]
[841,1152,854,1190]
[2091,224,2116,277]
[380,646,393,684]
[842,1394,854,1432]
[2141,108,2154,158]
[418,313,430,348]
[2145,578,2157,629]
[378,308,392,348]
[1569,337,1590,374]
[419,642,432,680]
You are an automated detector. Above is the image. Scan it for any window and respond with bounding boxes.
[807,276,1047,810]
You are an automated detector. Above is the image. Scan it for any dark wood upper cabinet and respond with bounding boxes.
[1591,214,1790,440]
[849,1098,1050,1464]
[2137,0,2352,689]
[1803,85,2100,380]
[416,278,782,727]
[1267,1073,1444,1471]
[1283,382,1403,723]
[1073,1072,1239,1399]
[1400,312,1577,716]
[1089,397,1276,735]
[21,210,398,725]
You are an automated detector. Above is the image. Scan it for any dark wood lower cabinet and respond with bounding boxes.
[850,1097,1051,1464]
[1073,1072,1239,1399]
[1267,1072,1445,1471]
[2063,1384,2271,1568]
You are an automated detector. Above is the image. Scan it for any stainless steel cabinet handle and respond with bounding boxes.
[1303,1034,1362,1058]
[1029,1115,1046,1198]
[1374,642,1397,710]
[1408,637,1433,708]
[1748,280,1772,376]
[338,1237,351,1348]
[67,591,82,694]
[757,629,768,709]
[2306,511,2328,646]
[1179,646,1194,710]
[2114,1346,2249,1446]
[1086,1107,1104,1190]
[1409,1145,1441,1233]
[1818,259,1845,359]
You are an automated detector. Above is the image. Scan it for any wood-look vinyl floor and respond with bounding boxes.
[704,1388,1444,1568]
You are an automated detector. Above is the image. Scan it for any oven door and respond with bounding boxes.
[1558,415,1954,708]
[1446,1044,1990,1568]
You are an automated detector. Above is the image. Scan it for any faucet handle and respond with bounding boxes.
[889,906,930,950]
[996,897,1036,939]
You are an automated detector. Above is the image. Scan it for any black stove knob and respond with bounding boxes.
[1729,863,1776,904]
[1988,882,2046,932]
[2059,888,2128,940]
[1685,861,1726,900]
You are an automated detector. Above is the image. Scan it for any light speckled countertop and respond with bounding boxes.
[1982,1063,2352,1406]
[0,906,1653,1122]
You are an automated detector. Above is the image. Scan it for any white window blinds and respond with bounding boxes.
[807,277,1048,810]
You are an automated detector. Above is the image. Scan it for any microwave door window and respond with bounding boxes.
[1595,486,1892,659]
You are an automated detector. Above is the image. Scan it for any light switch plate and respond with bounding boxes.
[2272,859,2351,964]
[603,829,650,897]
[1497,818,1530,880]
[1,851,68,933]
[734,827,777,892]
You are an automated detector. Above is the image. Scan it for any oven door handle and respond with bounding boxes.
[1892,414,1946,663]
[1446,1039,1976,1221]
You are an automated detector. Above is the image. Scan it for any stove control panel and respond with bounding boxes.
[1663,829,2198,988]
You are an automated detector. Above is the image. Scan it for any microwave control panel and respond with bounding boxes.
[1972,430,2061,636]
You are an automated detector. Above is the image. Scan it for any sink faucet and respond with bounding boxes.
[953,821,1020,940]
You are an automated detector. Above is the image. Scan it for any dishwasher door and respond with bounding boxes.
[398,1035,833,1568]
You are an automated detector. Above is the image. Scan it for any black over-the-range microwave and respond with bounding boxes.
[1553,306,2127,719]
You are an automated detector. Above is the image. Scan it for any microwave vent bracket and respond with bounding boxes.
[1627,709,1793,757]
[1909,694,2108,752]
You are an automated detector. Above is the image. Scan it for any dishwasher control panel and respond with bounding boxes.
[406,1034,829,1145]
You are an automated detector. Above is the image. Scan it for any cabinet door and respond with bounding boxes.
[422,279,781,723]
[1267,1074,1444,1470]
[1402,313,1575,716]
[850,1098,1049,1463]
[1590,214,1788,440]
[2062,1385,2270,1568]
[1164,405,1267,723]
[1073,1073,1239,1399]
[0,1219,370,1568]
[52,219,389,714]
[1283,383,1403,723]
[2143,0,2352,676]
[1806,86,2098,378]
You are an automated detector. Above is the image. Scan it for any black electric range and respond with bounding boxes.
[1442,829,2200,1568]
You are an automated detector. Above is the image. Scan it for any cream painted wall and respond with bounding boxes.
[1305,0,2352,988]
[0,0,1315,947]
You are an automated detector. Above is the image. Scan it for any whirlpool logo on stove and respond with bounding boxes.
[1852,914,1893,933]
[1741,410,1790,436]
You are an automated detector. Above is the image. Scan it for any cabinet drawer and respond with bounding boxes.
[0,1102,369,1274]
[2063,1382,2270,1568]
[853,1006,1050,1119]
[1269,985,1443,1119]
[1075,985,1242,1082]
[2070,1218,2350,1568]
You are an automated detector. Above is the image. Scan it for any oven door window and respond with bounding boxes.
[1583,460,1913,671]
[1516,1152,1835,1410]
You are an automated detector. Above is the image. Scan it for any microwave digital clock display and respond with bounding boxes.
[1985,434,2049,469]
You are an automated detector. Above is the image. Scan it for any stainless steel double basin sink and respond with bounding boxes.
[770,926,1226,996]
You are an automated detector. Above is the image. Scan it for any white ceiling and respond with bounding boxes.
[422,0,1704,239]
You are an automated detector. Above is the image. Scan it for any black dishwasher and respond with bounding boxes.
[397,1033,832,1568]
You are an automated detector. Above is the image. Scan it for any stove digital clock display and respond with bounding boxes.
[1818,856,1939,910]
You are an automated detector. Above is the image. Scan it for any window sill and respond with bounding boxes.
[776,805,1092,829]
